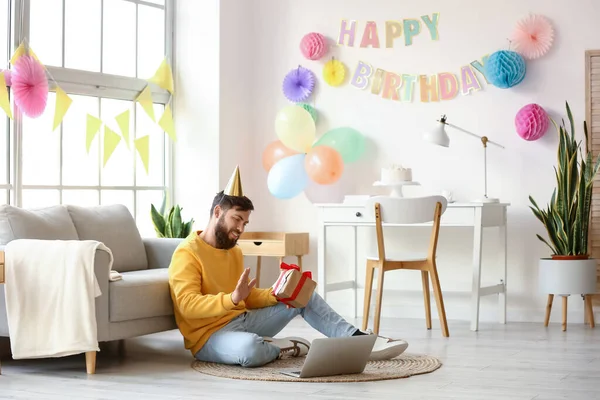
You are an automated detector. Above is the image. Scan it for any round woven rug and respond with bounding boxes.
[191,353,442,383]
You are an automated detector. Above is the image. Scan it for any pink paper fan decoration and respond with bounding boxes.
[511,14,554,60]
[300,33,328,60]
[11,55,48,118]
[515,103,549,141]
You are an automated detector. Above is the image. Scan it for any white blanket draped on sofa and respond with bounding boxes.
[4,239,114,359]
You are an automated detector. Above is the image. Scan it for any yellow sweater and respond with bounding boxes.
[168,231,278,355]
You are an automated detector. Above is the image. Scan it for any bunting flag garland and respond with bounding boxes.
[136,85,155,122]
[135,135,150,174]
[0,50,177,175]
[148,58,174,94]
[103,126,122,166]
[115,109,131,149]
[158,104,176,142]
[86,114,103,153]
[52,86,72,131]
[0,72,12,119]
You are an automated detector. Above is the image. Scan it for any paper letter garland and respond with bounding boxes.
[103,126,122,166]
[323,14,537,104]
[135,135,150,174]
[52,86,72,131]
[86,114,103,154]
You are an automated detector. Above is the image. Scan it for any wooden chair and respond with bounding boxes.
[362,195,450,337]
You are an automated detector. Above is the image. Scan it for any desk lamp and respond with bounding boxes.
[423,115,505,203]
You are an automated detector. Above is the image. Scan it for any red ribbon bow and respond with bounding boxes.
[272,262,312,307]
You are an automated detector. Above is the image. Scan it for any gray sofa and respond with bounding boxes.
[0,203,183,373]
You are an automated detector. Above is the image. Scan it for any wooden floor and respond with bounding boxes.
[0,317,598,400]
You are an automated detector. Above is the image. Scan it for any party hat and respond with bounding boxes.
[224,165,244,197]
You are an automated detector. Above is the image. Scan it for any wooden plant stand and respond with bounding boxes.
[237,232,309,287]
[544,294,595,331]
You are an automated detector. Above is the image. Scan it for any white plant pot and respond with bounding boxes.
[539,258,598,295]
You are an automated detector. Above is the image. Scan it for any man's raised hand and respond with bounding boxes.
[231,268,257,305]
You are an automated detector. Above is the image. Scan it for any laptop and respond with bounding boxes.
[279,334,377,379]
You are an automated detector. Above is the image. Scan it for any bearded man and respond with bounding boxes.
[168,166,408,368]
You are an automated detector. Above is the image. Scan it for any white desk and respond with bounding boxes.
[315,201,509,331]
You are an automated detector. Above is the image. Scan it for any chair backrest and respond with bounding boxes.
[365,195,448,224]
[364,195,448,262]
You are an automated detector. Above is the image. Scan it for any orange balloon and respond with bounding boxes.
[262,140,297,172]
[305,146,344,185]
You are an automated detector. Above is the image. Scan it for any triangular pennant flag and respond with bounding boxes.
[103,126,122,167]
[158,104,176,142]
[148,58,174,94]
[86,114,102,153]
[115,109,131,149]
[10,42,25,65]
[0,72,12,119]
[52,86,72,131]
[136,85,155,122]
[135,135,150,174]
[10,41,41,65]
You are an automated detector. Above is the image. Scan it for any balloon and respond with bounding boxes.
[312,127,365,163]
[267,154,309,199]
[275,105,316,153]
[305,146,344,185]
[262,140,298,172]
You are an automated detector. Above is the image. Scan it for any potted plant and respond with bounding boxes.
[529,102,600,307]
[150,193,194,238]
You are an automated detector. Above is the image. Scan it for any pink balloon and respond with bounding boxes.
[515,103,549,141]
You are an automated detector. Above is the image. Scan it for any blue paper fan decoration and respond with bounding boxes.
[485,50,527,89]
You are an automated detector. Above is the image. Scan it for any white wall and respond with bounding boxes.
[174,0,600,324]
[173,0,221,227]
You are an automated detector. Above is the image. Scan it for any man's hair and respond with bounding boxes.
[210,190,254,217]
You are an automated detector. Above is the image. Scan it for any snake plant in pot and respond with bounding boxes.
[150,194,194,238]
[529,102,600,297]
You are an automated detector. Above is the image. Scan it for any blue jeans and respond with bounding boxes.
[194,292,358,367]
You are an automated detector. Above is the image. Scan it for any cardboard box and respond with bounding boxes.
[272,263,317,308]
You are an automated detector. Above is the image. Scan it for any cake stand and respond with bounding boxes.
[373,181,420,198]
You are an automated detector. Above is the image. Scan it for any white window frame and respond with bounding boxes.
[7,0,174,219]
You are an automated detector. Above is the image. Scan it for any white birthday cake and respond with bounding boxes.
[381,164,412,183]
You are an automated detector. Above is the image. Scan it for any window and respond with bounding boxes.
[2,0,173,237]
[0,0,10,206]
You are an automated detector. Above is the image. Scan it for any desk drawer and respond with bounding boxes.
[237,232,309,256]
[321,207,374,223]
[320,206,475,226]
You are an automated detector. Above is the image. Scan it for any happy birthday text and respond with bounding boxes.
[338,14,440,48]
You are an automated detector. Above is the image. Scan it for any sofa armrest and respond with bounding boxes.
[143,238,183,269]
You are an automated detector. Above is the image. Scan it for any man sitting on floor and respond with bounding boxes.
[168,166,408,368]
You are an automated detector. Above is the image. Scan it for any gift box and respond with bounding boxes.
[272,262,317,308]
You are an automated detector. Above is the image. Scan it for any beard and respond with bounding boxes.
[214,217,240,250]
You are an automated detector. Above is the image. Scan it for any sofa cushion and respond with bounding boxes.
[66,204,147,272]
[109,269,174,322]
[0,205,79,245]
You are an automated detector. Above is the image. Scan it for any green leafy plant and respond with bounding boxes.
[150,194,194,238]
[529,101,600,257]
